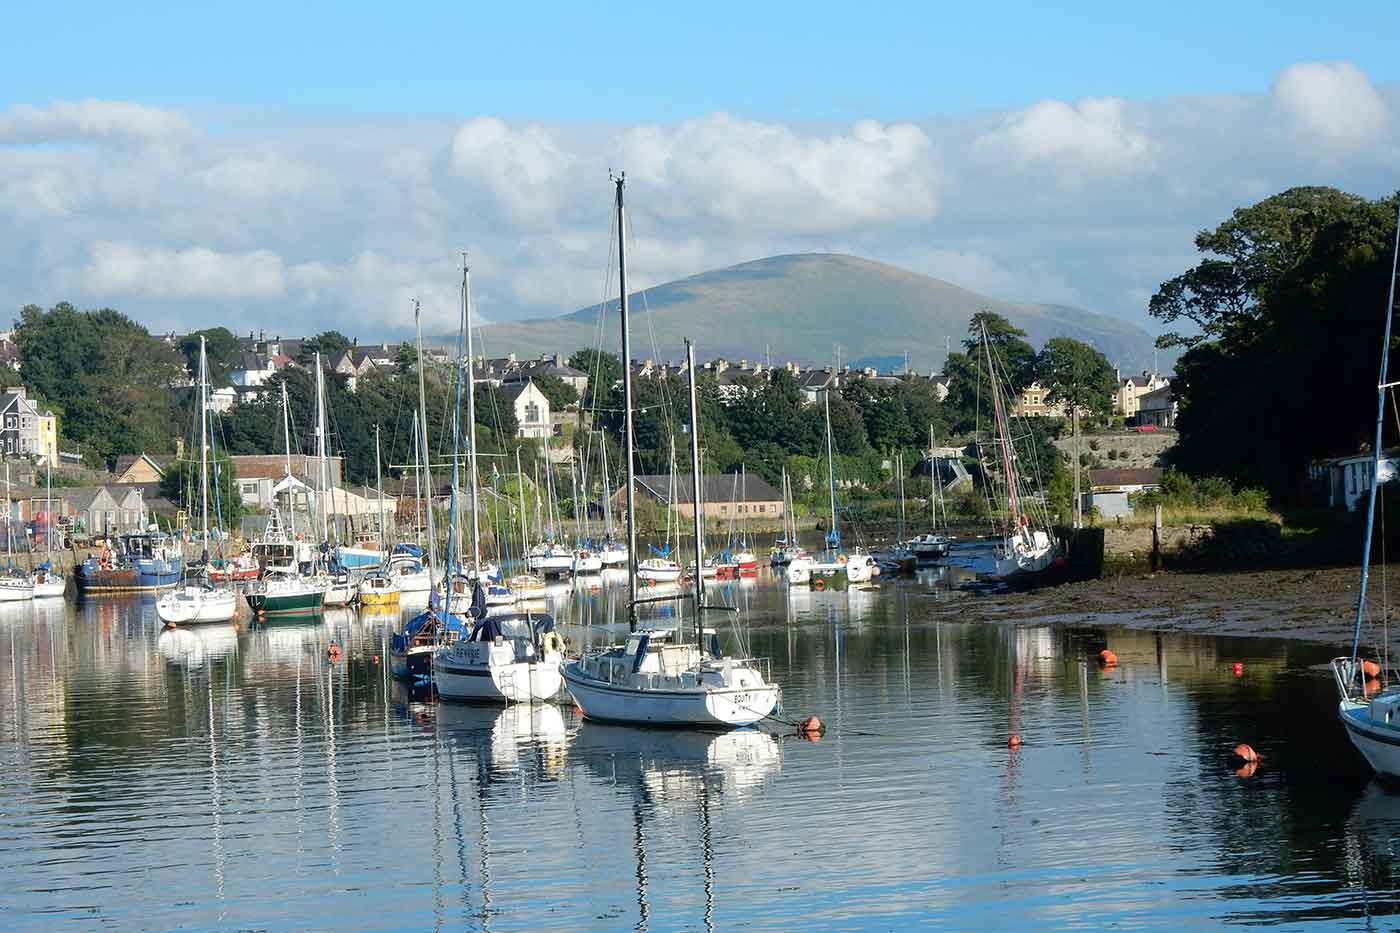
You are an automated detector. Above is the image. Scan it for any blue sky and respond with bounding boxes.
[1,2,1398,353]
[6,1,1399,121]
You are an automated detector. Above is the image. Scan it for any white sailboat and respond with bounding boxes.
[0,464,33,601]
[433,256,563,704]
[309,352,354,607]
[32,460,64,597]
[1334,199,1400,776]
[158,336,238,624]
[564,177,780,727]
[977,322,1062,580]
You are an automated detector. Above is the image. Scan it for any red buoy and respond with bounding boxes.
[1099,649,1118,667]
[1232,662,1243,677]
[1363,659,1382,679]
[1008,734,1022,749]
[1232,743,1261,763]
[797,716,825,737]
[327,644,342,662]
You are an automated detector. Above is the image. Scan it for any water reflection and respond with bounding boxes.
[0,574,1396,927]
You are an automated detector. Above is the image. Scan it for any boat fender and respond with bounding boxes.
[541,631,565,654]
[812,578,825,591]
[1098,649,1118,667]
[797,716,824,737]
[327,644,342,662]
[1363,659,1382,679]
[837,554,847,563]
[1232,662,1243,677]
[1007,734,1021,749]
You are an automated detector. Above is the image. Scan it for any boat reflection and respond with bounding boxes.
[571,721,782,798]
[157,624,239,667]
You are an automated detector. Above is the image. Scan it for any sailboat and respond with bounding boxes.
[244,381,327,618]
[785,384,877,586]
[637,447,682,584]
[563,176,780,727]
[976,322,1061,581]
[31,457,64,598]
[157,336,238,624]
[877,452,918,575]
[1333,199,1400,776]
[0,463,33,601]
[432,256,564,704]
[356,425,400,608]
[596,439,629,567]
[768,466,804,566]
[908,425,951,561]
[307,352,354,608]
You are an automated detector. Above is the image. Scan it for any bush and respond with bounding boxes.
[1132,467,1269,513]
[1089,439,1101,451]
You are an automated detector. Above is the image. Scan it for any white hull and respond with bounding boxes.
[0,579,34,601]
[563,664,779,727]
[573,554,603,574]
[992,530,1061,580]
[321,579,355,606]
[638,559,682,583]
[157,587,238,624]
[435,655,563,703]
[32,575,65,598]
[844,553,878,584]
[1342,700,1400,777]
[390,568,433,593]
[598,546,629,567]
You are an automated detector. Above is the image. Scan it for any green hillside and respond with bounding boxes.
[470,253,1158,372]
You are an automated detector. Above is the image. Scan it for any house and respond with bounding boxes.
[510,355,589,401]
[797,369,837,406]
[63,485,150,537]
[230,352,277,387]
[1083,467,1164,519]
[229,454,345,510]
[500,380,552,440]
[1013,382,1066,419]
[1136,384,1177,428]
[1311,450,1400,512]
[112,452,171,484]
[0,387,59,464]
[1113,370,1171,419]
[328,349,378,391]
[612,472,784,521]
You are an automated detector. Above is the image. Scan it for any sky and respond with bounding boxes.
[2,1,1399,342]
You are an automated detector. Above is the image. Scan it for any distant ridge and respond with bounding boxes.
[469,253,1158,373]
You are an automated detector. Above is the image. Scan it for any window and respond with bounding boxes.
[524,402,541,423]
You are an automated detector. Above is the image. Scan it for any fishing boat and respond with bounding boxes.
[564,182,780,726]
[158,336,237,624]
[1333,199,1400,776]
[357,570,400,608]
[976,322,1062,581]
[207,552,259,583]
[337,529,386,570]
[76,530,182,592]
[244,571,326,618]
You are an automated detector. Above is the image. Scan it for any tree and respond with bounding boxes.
[964,310,1037,389]
[1149,187,1399,496]
[568,349,622,409]
[159,451,244,531]
[297,330,353,365]
[1035,337,1117,420]
[395,343,417,375]
[531,374,579,411]
[179,327,241,387]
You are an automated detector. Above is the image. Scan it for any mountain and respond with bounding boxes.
[470,253,1160,373]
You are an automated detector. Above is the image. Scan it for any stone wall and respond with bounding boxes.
[1054,429,1177,471]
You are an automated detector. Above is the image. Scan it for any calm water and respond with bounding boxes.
[1,571,1396,931]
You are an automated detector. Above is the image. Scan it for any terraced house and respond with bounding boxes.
[0,388,58,464]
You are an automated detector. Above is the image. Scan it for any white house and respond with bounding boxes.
[500,380,552,440]
[230,352,278,387]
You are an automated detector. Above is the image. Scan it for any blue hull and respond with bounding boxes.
[337,547,386,569]
[76,558,183,592]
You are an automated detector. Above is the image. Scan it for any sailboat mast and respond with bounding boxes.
[413,301,438,581]
[462,257,482,571]
[984,329,1022,534]
[824,385,838,547]
[199,336,209,542]
[615,174,639,622]
[600,435,614,539]
[515,446,529,569]
[280,380,295,540]
[315,350,329,545]
[375,425,386,550]
[1351,198,1400,665]
[686,339,706,617]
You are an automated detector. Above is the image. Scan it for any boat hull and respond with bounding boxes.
[562,663,779,727]
[75,560,182,593]
[435,657,563,703]
[390,645,433,680]
[157,588,238,624]
[245,589,325,617]
[358,590,400,608]
[336,546,386,569]
[1341,701,1400,777]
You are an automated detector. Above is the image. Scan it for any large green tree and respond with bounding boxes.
[1035,337,1117,420]
[568,349,622,409]
[1149,186,1399,495]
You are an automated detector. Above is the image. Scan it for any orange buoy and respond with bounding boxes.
[812,578,825,591]
[1232,662,1243,677]
[797,716,825,736]
[1099,649,1117,666]
[1232,743,1261,763]
[1008,734,1022,749]
[1366,677,1383,698]
[1363,659,1382,679]
[1235,760,1259,779]
[164,618,177,629]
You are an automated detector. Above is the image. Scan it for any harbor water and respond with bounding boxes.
[0,570,1395,930]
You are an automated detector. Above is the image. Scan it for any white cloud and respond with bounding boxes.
[1272,61,1389,149]
[196,154,314,200]
[449,116,573,227]
[976,97,1152,172]
[620,114,938,234]
[80,243,285,299]
[0,99,192,146]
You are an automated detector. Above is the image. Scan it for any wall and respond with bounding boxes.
[1055,429,1177,471]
